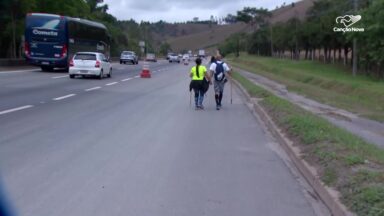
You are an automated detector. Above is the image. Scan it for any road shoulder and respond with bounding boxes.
[231,72,376,216]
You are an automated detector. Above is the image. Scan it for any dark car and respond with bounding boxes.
[120,51,138,64]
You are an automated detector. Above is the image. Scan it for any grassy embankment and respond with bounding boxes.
[232,71,384,216]
[228,55,384,122]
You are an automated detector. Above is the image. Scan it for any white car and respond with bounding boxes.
[182,54,190,61]
[69,52,112,79]
[169,54,180,63]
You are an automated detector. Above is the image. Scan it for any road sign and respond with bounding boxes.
[139,41,145,47]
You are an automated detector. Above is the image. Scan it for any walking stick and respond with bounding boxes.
[189,90,192,108]
[230,75,233,104]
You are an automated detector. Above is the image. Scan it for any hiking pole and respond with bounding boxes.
[230,76,233,104]
[189,90,192,108]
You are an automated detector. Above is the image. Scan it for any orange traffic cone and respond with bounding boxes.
[140,61,151,78]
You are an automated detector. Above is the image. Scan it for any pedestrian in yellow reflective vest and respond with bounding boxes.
[189,58,210,110]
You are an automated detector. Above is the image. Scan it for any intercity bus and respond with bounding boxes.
[25,13,110,71]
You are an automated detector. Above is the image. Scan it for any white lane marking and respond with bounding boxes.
[134,75,140,78]
[106,82,118,86]
[0,105,34,115]
[0,69,40,74]
[121,78,133,82]
[53,94,76,101]
[52,75,68,79]
[85,86,101,91]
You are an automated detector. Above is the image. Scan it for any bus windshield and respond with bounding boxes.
[26,15,64,31]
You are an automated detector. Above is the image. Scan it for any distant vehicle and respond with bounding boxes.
[193,54,197,58]
[182,54,190,61]
[69,52,112,79]
[169,54,180,63]
[146,53,157,62]
[198,49,205,58]
[183,54,190,65]
[25,13,110,72]
[166,52,174,60]
[178,54,183,58]
[120,51,138,64]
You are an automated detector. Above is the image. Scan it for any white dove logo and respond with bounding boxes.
[336,15,362,28]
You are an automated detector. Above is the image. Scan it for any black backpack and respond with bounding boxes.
[214,62,225,81]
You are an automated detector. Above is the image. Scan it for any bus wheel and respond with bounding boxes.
[41,66,53,72]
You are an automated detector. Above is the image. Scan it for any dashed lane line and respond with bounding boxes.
[52,75,68,79]
[85,86,101,91]
[0,105,34,115]
[121,78,133,82]
[106,82,118,86]
[134,75,140,78]
[53,94,76,101]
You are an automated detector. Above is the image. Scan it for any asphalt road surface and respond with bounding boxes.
[0,60,329,216]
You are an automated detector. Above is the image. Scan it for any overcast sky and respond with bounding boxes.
[103,0,297,22]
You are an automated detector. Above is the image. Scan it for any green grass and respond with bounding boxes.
[228,54,384,122]
[232,71,384,216]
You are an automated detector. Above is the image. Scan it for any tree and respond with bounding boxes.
[350,0,384,77]
[224,14,237,24]
[236,7,271,30]
[159,42,171,56]
[1,0,36,58]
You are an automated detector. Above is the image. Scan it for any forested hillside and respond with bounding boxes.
[0,0,226,58]
[219,0,384,79]
[0,0,158,58]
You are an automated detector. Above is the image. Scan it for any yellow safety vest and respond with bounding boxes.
[190,65,206,80]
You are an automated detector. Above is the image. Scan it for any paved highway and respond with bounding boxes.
[0,60,329,216]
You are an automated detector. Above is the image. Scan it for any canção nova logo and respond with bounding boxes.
[334,15,365,33]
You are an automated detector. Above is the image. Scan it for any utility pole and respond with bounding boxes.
[270,25,273,57]
[236,35,240,57]
[295,19,298,60]
[352,0,358,76]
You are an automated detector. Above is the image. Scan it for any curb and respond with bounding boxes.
[0,68,40,73]
[231,77,355,216]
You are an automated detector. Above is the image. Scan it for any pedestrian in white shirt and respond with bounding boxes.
[209,54,231,110]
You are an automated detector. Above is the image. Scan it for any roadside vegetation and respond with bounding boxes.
[0,0,224,58]
[232,71,384,216]
[0,0,175,58]
[220,0,384,79]
[228,54,384,122]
